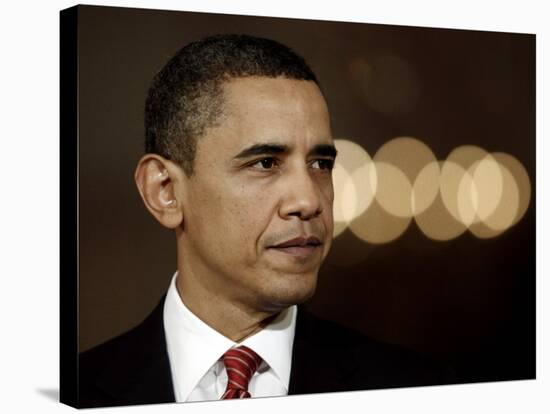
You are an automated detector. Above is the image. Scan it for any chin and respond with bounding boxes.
[260,275,318,311]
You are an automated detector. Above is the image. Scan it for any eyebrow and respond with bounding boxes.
[233,143,337,160]
[234,143,289,159]
[309,144,338,159]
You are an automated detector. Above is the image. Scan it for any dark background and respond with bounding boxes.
[77,5,535,385]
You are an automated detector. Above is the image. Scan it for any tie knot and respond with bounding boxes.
[220,345,262,399]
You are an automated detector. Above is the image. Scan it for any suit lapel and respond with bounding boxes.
[288,307,358,395]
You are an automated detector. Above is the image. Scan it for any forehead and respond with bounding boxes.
[202,77,332,156]
[223,76,328,115]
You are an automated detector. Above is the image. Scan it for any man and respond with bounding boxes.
[79,34,454,408]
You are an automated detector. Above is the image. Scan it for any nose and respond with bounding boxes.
[279,167,324,221]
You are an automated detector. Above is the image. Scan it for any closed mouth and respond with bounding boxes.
[268,236,323,257]
[270,236,322,249]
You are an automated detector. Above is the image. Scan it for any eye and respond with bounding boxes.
[311,159,335,171]
[251,157,278,170]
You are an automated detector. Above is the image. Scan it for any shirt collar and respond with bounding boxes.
[163,271,297,401]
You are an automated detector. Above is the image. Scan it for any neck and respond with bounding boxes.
[175,269,277,342]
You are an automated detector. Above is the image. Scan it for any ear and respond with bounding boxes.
[134,154,184,229]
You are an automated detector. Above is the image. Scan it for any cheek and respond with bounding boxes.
[321,179,334,203]
[220,185,275,246]
[321,182,335,239]
[321,181,335,216]
[189,175,279,256]
[323,206,334,240]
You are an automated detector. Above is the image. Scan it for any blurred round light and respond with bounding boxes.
[331,138,531,244]
[374,136,437,182]
[440,160,477,227]
[334,138,372,174]
[334,139,377,221]
[415,190,468,241]
[373,161,413,218]
[446,145,488,170]
[412,161,441,215]
[469,154,504,222]
[469,162,519,238]
[375,136,438,217]
[349,200,411,244]
[491,152,531,226]
[456,167,478,226]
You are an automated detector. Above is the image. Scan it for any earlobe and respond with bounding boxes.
[134,154,184,229]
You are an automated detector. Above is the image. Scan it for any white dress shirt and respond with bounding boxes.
[163,272,297,402]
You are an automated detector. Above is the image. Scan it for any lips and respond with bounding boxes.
[271,236,322,248]
[268,236,322,258]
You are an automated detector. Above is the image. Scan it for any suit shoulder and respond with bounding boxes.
[79,323,140,373]
[78,296,170,408]
[78,317,148,407]
[295,309,456,388]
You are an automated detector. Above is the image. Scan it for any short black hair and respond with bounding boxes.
[144,34,320,176]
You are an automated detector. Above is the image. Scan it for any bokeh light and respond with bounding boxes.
[415,161,470,241]
[372,161,412,218]
[491,152,531,227]
[412,161,441,215]
[374,136,438,217]
[469,154,504,223]
[446,145,488,170]
[469,162,519,239]
[331,138,531,243]
[374,137,437,183]
[349,199,412,244]
[415,190,469,241]
[333,139,376,222]
[440,160,476,227]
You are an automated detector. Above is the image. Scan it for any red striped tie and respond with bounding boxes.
[220,345,262,399]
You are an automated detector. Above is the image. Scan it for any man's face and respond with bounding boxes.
[178,77,335,314]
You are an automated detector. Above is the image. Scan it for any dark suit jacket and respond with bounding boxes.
[79,295,455,408]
